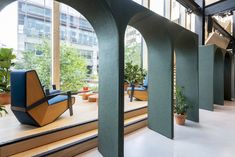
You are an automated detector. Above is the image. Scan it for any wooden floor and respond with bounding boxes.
[0,93,147,145]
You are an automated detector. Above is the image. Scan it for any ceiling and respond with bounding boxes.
[205,0,224,6]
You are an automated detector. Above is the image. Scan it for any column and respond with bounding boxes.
[52,1,60,88]
[195,0,205,45]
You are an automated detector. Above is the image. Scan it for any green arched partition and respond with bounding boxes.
[121,1,199,139]
[0,0,15,10]
[1,0,124,156]
[128,12,174,139]
[214,48,224,105]
[174,31,199,122]
[224,52,232,100]
[199,45,224,111]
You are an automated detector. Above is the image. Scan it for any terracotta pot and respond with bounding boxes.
[0,92,11,105]
[83,87,89,91]
[174,113,186,125]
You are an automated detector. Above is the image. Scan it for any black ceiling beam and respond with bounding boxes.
[176,0,201,15]
[205,0,235,16]
[212,18,235,41]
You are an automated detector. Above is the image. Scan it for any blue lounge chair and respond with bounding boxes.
[127,76,148,101]
[10,70,75,127]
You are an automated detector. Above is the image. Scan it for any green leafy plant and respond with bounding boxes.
[0,48,16,93]
[124,61,147,85]
[60,43,88,91]
[15,40,88,91]
[125,44,141,66]
[174,86,190,115]
[0,105,8,117]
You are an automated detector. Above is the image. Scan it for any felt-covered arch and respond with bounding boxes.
[199,45,224,111]
[127,8,174,139]
[214,48,224,105]
[1,0,123,156]
[106,0,199,140]
[174,30,199,122]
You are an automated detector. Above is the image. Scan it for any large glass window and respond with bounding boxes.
[0,0,99,89]
[125,26,142,67]
[150,0,164,16]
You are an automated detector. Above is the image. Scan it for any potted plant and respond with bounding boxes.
[124,62,147,101]
[174,86,190,125]
[124,61,147,88]
[0,105,8,117]
[0,48,16,105]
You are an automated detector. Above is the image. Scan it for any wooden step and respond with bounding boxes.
[0,121,98,157]
[124,106,147,120]
[0,107,147,157]
[9,114,147,157]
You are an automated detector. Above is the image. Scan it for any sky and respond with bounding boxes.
[0,2,18,50]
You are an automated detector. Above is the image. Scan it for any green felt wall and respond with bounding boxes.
[199,45,224,111]
[231,55,235,99]
[224,52,232,100]
[127,11,175,139]
[199,45,214,111]
[175,31,199,122]
[58,1,124,156]
[214,48,224,105]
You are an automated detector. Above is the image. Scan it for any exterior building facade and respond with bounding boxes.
[17,0,98,74]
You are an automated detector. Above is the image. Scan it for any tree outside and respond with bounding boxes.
[125,43,142,67]
[15,40,88,91]
[125,26,142,67]
[60,43,88,91]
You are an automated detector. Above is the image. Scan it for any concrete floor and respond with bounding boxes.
[78,101,235,157]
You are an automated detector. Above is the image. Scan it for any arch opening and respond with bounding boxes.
[128,10,174,139]
[0,0,123,156]
[174,31,199,123]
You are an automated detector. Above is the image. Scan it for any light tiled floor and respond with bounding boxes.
[78,101,235,157]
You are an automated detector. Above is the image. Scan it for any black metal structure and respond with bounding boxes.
[205,0,235,16]
[176,0,235,48]
[176,0,201,14]
[211,18,235,40]
[194,0,205,45]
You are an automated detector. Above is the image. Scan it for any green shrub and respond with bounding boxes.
[15,41,88,91]
[124,61,147,85]
[0,48,16,92]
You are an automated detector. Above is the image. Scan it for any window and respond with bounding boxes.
[150,0,164,16]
